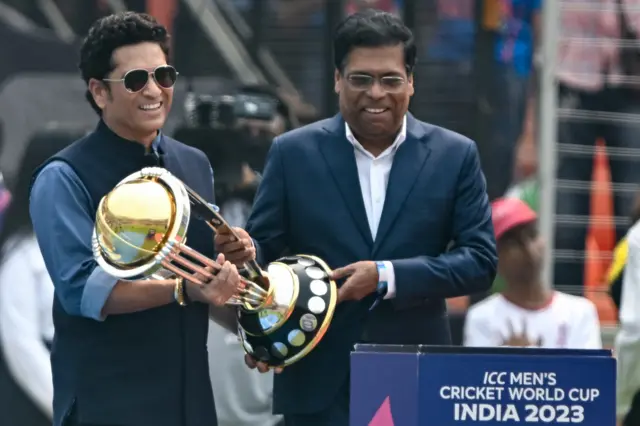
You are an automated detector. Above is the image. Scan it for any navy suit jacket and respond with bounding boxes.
[245,113,497,415]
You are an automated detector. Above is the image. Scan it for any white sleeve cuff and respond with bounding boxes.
[379,261,396,299]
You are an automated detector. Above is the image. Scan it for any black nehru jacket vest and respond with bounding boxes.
[32,121,217,426]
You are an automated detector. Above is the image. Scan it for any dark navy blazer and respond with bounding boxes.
[245,113,497,415]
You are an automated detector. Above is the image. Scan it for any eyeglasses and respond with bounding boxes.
[346,74,407,93]
[103,65,179,93]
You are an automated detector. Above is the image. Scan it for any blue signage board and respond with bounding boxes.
[418,352,615,425]
[351,351,420,426]
[350,346,615,426]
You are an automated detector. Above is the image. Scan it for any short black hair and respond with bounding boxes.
[78,12,171,115]
[333,9,417,74]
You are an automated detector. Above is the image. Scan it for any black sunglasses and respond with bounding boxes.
[103,65,179,93]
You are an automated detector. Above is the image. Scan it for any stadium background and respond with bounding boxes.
[0,1,629,422]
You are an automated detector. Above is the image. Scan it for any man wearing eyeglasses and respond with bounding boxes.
[28,12,241,426]
[215,9,497,426]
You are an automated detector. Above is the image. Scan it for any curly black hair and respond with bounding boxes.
[78,12,171,115]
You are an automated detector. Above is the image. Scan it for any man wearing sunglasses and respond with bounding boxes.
[28,12,241,426]
[215,9,497,426]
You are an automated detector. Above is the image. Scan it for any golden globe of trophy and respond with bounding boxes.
[92,167,337,368]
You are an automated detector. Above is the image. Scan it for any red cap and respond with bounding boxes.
[491,197,537,241]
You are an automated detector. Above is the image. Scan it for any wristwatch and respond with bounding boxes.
[375,261,389,298]
[376,280,388,298]
[369,262,388,311]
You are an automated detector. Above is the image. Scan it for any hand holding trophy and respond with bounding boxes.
[215,226,284,374]
[184,255,239,307]
[92,167,337,370]
[214,227,255,267]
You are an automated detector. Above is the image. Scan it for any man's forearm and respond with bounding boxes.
[522,95,537,136]
[101,279,176,317]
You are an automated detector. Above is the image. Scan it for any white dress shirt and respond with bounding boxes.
[0,234,54,419]
[345,115,407,299]
[615,222,640,419]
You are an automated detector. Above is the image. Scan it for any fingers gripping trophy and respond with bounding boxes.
[92,167,337,368]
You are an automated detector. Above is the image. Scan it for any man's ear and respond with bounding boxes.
[88,78,110,111]
[408,73,415,96]
[334,69,342,94]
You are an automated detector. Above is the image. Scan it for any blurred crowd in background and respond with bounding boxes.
[0,0,637,425]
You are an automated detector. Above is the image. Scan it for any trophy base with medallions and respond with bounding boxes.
[237,255,336,367]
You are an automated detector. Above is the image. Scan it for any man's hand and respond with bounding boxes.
[243,353,284,374]
[214,226,256,267]
[186,254,240,306]
[330,261,378,303]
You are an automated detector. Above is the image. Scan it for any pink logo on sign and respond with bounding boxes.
[368,396,394,426]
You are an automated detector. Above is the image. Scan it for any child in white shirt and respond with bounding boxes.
[464,197,601,349]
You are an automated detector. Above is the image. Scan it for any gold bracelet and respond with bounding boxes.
[174,277,187,306]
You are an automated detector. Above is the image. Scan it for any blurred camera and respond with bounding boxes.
[178,84,289,206]
[185,92,278,129]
